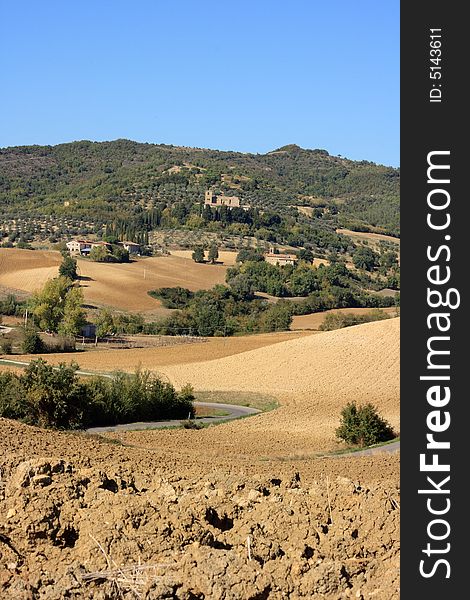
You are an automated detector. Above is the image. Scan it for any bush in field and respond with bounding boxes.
[0,372,30,421]
[21,359,89,429]
[22,328,45,354]
[192,246,205,263]
[208,243,219,264]
[336,401,395,447]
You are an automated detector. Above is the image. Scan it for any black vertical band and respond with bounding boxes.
[401,2,466,597]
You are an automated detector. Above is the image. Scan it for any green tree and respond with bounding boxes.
[59,255,78,280]
[30,276,72,332]
[21,359,89,429]
[236,248,265,263]
[296,248,314,263]
[335,401,395,447]
[94,308,117,338]
[111,245,130,263]
[192,246,205,263]
[259,301,293,332]
[208,243,219,264]
[58,287,86,336]
[89,245,110,262]
[352,247,379,271]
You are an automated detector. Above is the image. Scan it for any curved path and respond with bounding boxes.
[342,440,400,456]
[86,402,261,434]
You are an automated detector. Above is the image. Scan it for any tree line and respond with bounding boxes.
[0,359,194,430]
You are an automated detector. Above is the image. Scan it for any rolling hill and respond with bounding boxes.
[0,140,400,238]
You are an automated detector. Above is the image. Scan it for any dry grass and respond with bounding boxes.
[336,228,400,247]
[169,249,239,266]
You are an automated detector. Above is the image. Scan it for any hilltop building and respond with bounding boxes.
[264,246,298,266]
[204,190,241,208]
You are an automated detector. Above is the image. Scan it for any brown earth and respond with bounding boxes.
[0,420,399,600]
[0,248,62,293]
[0,319,400,598]
[13,330,311,371]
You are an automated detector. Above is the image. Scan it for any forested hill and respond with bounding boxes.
[0,139,399,235]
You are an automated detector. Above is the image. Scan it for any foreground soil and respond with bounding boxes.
[0,320,400,598]
[0,419,399,599]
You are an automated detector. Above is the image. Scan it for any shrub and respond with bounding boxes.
[1,339,13,354]
[22,328,45,354]
[148,287,194,309]
[21,359,89,429]
[182,419,203,430]
[0,294,23,316]
[0,372,29,421]
[336,401,395,447]
[0,359,195,430]
[192,246,205,263]
[320,309,391,331]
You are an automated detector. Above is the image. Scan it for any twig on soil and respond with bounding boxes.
[384,489,400,510]
[326,475,333,524]
[247,535,252,561]
[88,533,141,599]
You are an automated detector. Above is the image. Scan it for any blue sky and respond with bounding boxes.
[0,1,399,166]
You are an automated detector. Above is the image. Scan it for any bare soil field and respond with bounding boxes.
[291,307,399,330]
[0,248,229,315]
[14,330,311,372]
[0,319,400,598]
[121,318,400,458]
[76,254,228,314]
[0,418,399,599]
[0,248,61,292]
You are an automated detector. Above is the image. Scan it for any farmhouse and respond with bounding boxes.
[66,240,112,256]
[264,247,298,266]
[204,190,241,208]
[120,241,141,254]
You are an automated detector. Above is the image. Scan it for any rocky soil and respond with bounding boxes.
[0,420,399,599]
